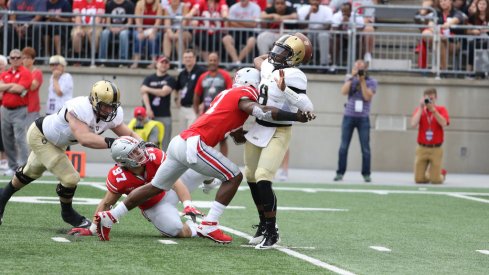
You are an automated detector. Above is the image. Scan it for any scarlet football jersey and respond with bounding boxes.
[105,148,166,210]
[180,86,259,147]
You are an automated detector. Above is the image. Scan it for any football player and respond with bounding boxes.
[245,32,314,249]
[68,136,213,238]
[0,80,139,228]
[94,67,315,244]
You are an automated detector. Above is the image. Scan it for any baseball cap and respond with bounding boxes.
[157,56,169,63]
[134,106,147,118]
[49,55,67,66]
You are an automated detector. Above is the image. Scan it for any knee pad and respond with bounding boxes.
[15,166,36,185]
[255,167,274,182]
[56,183,77,199]
[58,171,80,189]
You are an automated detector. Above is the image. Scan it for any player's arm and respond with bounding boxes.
[68,111,116,149]
[275,69,313,112]
[254,54,268,70]
[238,98,315,123]
[111,123,141,141]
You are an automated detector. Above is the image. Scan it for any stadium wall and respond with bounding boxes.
[39,67,489,174]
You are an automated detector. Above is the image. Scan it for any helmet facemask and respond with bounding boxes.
[268,34,306,68]
[95,101,120,122]
[268,41,293,68]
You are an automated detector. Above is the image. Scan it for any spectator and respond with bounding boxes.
[99,0,135,66]
[334,59,376,183]
[44,0,73,58]
[140,56,176,151]
[175,49,206,129]
[46,55,73,115]
[21,47,43,128]
[71,0,105,64]
[128,106,165,147]
[190,0,229,61]
[465,0,488,77]
[422,0,466,71]
[256,0,298,55]
[331,2,364,67]
[297,0,333,71]
[222,0,261,66]
[131,0,163,69]
[0,55,8,171]
[0,49,32,177]
[410,88,449,184]
[7,0,46,52]
[454,0,470,16]
[193,52,232,156]
[163,0,192,60]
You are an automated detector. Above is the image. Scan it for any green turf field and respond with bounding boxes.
[0,176,488,275]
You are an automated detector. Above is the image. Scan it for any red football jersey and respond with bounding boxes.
[105,148,166,210]
[180,86,259,147]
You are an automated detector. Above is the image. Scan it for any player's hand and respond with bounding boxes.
[229,128,248,145]
[183,206,204,223]
[296,111,316,123]
[67,227,93,236]
[275,69,286,91]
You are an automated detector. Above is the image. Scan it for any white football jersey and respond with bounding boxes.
[258,60,308,125]
[42,96,124,147]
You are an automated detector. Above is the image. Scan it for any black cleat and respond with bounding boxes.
[255,229,280,250]
[248,222,266,245]
[62,209,89,227]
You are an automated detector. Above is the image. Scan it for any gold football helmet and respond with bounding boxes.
[268,34,307,68]
[89,80,121,122]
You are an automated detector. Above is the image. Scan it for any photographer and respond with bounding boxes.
[334,59,377,182]
[410,88,450,184]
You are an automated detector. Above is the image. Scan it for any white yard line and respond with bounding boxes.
[476,250,489,255]
[158,240,178,245]
[51,237,70,243]
[446,194,489,204]
[369,246,391,252]
[218,223,357,275]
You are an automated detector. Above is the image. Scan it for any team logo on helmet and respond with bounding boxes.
[89,80,121,122]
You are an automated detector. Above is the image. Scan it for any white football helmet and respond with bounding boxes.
[233,67,261,89]
[110,136,148,168]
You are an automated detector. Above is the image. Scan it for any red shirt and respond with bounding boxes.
[142,3,158,26]
[0,66,32,108]
[105,148,166,210]
[180,86,259,147]
[414,105,450,145]
[27,68,43,113]
[72,0,105,24]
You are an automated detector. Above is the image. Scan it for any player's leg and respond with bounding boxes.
[254,127,291,249]
[244,141,265,244]
[142,199,196,238]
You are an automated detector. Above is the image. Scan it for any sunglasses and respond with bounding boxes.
[9,56,21,60]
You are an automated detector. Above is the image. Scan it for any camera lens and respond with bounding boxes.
[424,98,431,104]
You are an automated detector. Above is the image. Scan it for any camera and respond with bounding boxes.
[424,97,432,104]
[358,69,365,76]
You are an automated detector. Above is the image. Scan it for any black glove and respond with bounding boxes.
[105,137,116,148]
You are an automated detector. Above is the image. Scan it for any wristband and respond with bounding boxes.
[105,137,116,148]
[276,109,298,121]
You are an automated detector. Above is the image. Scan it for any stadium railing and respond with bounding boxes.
[1,9,487,78]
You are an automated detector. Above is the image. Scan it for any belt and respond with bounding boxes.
[35,116,45,135]
[4,105,26,110]
[256,119,292,128]
[419,143,442,148]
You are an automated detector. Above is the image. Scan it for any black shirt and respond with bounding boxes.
[106,0,135,25]
[176,65,206,107]
[142,73,177,117]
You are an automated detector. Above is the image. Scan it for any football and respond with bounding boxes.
[294,32,313,64]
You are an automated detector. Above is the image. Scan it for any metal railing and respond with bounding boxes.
[1,9,488,78]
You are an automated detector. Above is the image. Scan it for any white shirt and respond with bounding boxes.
[332,10,365,29]
[297,5,334,29]
[229,2,261,20]
[46,73,73,115]
[42,96,124,147]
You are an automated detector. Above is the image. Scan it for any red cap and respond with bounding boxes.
[157,56,169,63]
[134,106,147,118]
